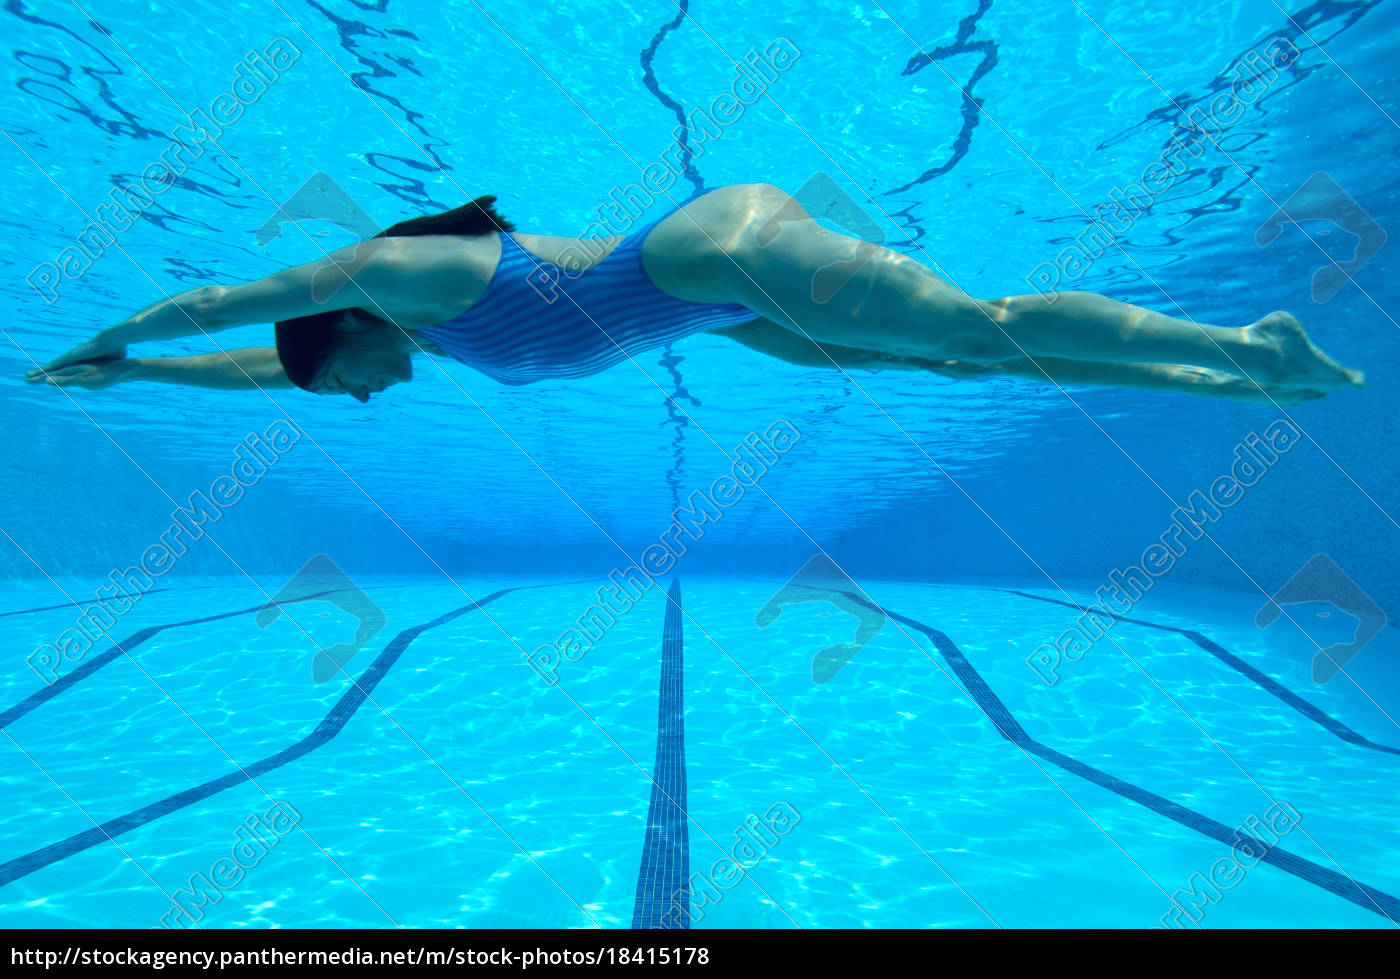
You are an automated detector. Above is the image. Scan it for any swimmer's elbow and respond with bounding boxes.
[190,285,231,329]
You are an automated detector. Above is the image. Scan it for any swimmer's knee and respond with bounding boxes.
[930,295,1023,363]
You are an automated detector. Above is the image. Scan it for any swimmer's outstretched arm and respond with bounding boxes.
[31,241,402,372]
[24,347,293,392]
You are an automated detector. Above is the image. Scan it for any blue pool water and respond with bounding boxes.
[2,0,1399,929]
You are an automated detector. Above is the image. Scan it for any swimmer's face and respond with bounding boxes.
[312,313,414,403]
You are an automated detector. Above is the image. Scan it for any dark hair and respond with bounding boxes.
[274,195,513,390]
[373,195,513,239]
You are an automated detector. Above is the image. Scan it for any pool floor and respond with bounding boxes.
[0,573,1396,928]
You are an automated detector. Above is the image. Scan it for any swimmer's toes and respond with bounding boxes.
[1250,310,1359,388]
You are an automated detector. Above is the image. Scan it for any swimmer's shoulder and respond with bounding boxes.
[374,234,504,328]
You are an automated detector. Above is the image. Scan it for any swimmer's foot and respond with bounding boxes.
[1246,311,1365,390]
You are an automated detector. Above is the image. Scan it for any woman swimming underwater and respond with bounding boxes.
[26,183,1363,405]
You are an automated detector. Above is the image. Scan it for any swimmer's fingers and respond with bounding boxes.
[36,338,126,373]
[24,360,130,390]
[25,364,99,387]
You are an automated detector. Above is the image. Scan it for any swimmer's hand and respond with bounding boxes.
[36,335,127,373]
[25,357,136,390]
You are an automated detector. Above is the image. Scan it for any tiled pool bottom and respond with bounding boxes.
[0,574,1396,929]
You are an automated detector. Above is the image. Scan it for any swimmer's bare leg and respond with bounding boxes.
[710,320,1331,404]
[670,186,1364,393]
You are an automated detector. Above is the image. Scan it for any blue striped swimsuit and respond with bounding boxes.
[415,217,758,385]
